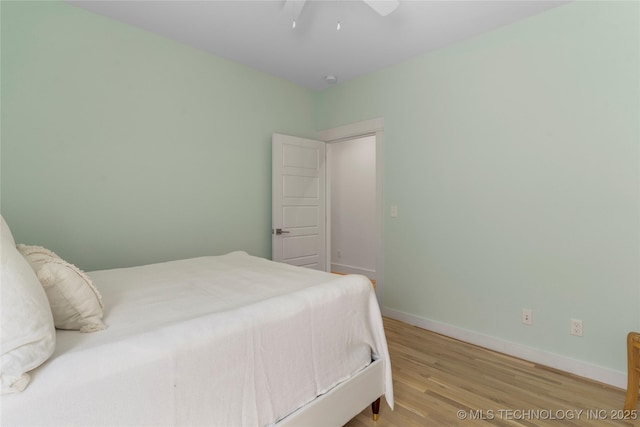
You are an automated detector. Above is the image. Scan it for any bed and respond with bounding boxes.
[0,217,393,427]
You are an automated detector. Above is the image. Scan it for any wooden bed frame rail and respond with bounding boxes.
[625,332,640,411]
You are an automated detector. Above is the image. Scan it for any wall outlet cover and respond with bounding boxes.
[570,319,583,337]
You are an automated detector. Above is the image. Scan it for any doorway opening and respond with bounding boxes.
[318,117,384,301]
[328,135,377,287]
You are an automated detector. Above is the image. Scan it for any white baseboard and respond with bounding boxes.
[382,307,627,390]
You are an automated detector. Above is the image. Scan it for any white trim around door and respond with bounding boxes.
[317,118,385,303]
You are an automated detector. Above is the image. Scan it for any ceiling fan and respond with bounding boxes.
[287,0,400,23]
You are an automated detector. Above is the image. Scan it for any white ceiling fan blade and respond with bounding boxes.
[286,0,308,22]
[362,0,400,17]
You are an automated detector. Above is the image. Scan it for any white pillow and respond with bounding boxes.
[17,245,106,333]
[1,219,56,394]
[1,215,16,247]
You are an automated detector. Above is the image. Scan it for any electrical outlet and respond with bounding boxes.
[570,319,583,337]
[337,250,342,259]
[522,308,533,325]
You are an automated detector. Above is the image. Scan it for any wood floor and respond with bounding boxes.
[345,317,639,427]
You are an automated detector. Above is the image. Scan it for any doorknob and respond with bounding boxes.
[275,228,290,235]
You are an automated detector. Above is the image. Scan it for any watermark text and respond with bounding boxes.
[456,409,638,421]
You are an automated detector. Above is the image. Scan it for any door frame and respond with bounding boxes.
[317,118,384,302]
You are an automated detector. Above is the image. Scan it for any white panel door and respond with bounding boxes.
[272,133,326,270]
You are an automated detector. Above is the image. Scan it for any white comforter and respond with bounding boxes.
[1,251,393,426]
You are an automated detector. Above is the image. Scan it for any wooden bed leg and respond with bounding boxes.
[372,397,381,421]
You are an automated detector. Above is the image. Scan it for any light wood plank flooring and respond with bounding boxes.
[346,317,639,427]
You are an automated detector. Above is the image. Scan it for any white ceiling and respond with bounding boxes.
[67,0,570,90]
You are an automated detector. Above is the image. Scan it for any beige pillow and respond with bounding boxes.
[17,244,106,333]
[16,244,61,270]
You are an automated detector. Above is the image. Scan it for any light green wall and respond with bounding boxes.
[316,1,639,372]
[1,1,316,270]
